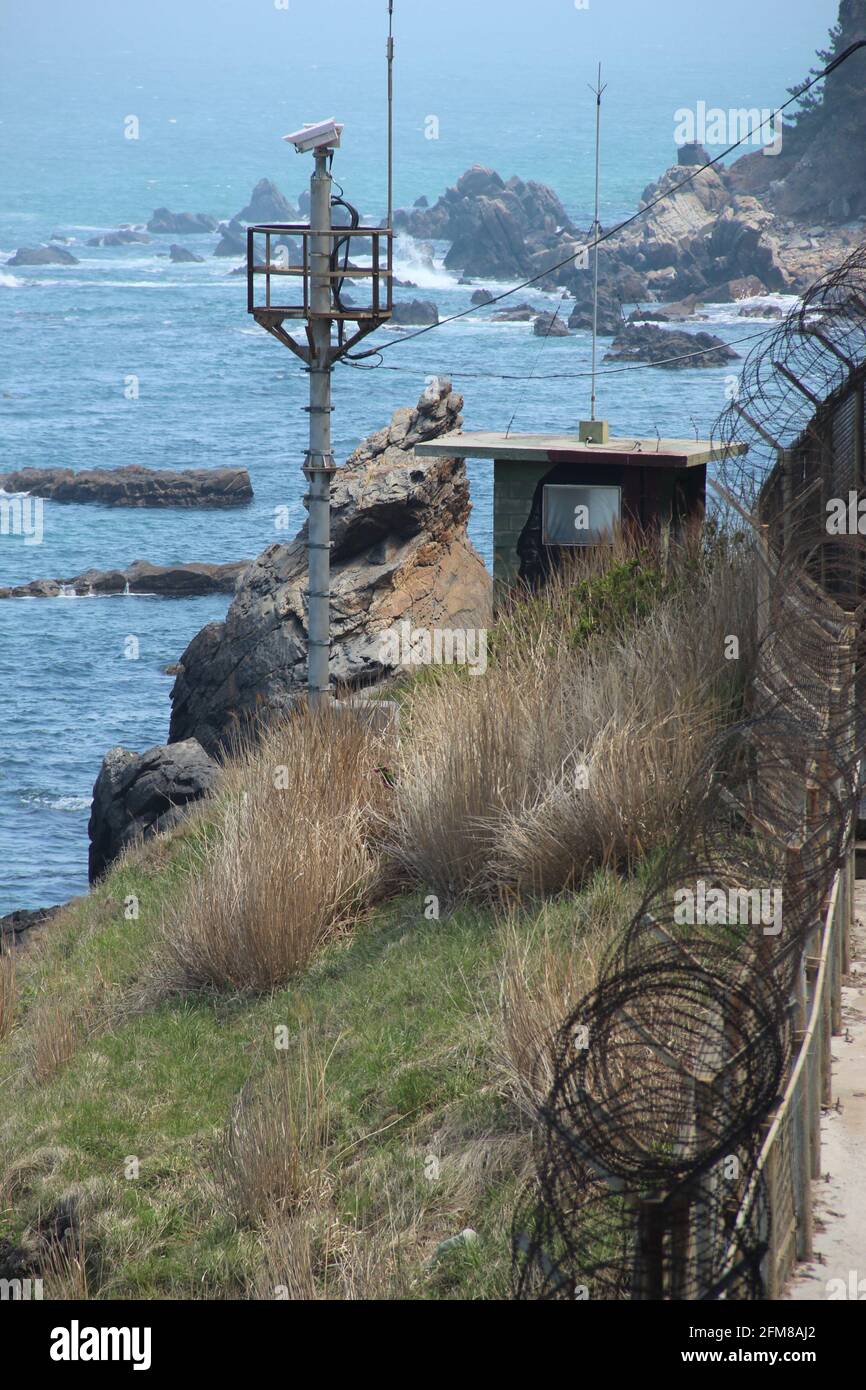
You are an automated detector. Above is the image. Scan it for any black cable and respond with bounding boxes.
[345,41,866,363]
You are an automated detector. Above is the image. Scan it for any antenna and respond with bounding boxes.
[387,1,395,229]
[589,63,607,423]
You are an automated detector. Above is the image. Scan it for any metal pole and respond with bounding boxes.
[589,65,606,422]
[387,0,395,230]
[304,148,336,707]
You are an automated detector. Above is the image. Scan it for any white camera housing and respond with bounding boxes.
[283,119,344,154]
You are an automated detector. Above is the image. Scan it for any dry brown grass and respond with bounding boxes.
[0,949,16,1042]
[215,1039,330,1227]
[389,536,755,903]
[28,1003,79,1085]
[157,706,392,994]
[497,877,641,1118]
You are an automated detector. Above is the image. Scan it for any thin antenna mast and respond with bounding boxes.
[387,1,395,229]
[589,63,607,422]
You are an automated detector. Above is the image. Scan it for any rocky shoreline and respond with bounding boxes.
[0,559,249,600]
[1,465,253,508]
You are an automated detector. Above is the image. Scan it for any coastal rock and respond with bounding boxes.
[533,312,570,337]
[234,178,297,223]
[0,905,63,949]
[0,560,249,601]
[147,208,218,234]
[491,301,539,322]
[88,740,219,883]
[395,166,574,280]
[214,219,247,257]
[568,295,623,335]
[7,245,79,266]
[169,245,205,263]
[605,324,739,368]
[87,229,151,247]
[169,380,492,755]
[470,288,495,305]
[390,299,439,326]
[1,466,253,508]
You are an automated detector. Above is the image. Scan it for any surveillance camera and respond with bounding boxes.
[283,119,344,154]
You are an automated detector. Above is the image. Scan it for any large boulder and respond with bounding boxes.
[214,219,247,257]
[88,740,219,882]
[147,208,218,234]
[169,380,492,755]
[169,244,204,263]
[390,299,439,326]
[605,324,739,368]
[7,244,79,266]
[1,465,252,508]
[234,178,297,223]
[394,166,575,280]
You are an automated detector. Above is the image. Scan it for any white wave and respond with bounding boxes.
[0,271,23,288]
[393,234,461,290]
[20,792,90,812]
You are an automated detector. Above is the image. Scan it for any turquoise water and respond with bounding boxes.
[0,0,837,911]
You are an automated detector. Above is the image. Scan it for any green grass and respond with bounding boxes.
[0,816,624,1300]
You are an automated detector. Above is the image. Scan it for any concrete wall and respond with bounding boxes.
[493,460,551,587]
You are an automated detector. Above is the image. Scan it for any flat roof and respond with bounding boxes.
[415,432,748,469]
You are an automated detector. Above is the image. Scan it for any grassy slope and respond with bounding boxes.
[1,814,613,1300]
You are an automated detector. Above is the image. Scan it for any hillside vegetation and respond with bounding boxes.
[0,529,755,1299]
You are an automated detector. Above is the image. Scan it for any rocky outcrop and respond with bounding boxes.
[214,220,247,257]
[147,209,218,234]
[491,302,539,322]
[88,740,219,882]
[87,228,151,247]
[1,466,253,508]
[6,245,79,266]
[568,295,624,335]
[169,380,492,755]
[0,559,249,600]
[169,245,205,263]
[395,166,577,280]
[470,288,495,305]
[234,178,297,223]
[0,905,62,949]
[390,299,439,326]
[605,324,740,368]
[533,312,570,337]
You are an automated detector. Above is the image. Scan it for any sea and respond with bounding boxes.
[0,0,839,912]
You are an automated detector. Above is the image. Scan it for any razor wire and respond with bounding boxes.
[513,247,866,1301]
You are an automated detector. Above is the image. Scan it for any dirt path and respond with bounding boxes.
[786,879,866,1301]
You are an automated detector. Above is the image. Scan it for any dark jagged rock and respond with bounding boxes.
[568,295,624,335]
[213,219,247,257]
[470,288,495,305]
[677,142,711,167]
[147,208,218,234]
[1,466,253,508]
[490,301,539,322]
[87,228,152,247]
[169,380,492,756]
[394,166,576,280]
[88,740,219,882]
[605,324,740,368]
[533,311,570,337]
[234,178,297,223]
[0,560,249,600]
[390,298,439,326]
[0,905,62,948]
[7,244,79,266]
[169,244,205,263]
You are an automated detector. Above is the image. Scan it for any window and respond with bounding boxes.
[542,484,622,547]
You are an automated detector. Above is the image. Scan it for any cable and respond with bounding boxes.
[338,324,775,380]
[345,40,866,363]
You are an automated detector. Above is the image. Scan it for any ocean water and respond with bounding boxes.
[0,0,838,912]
